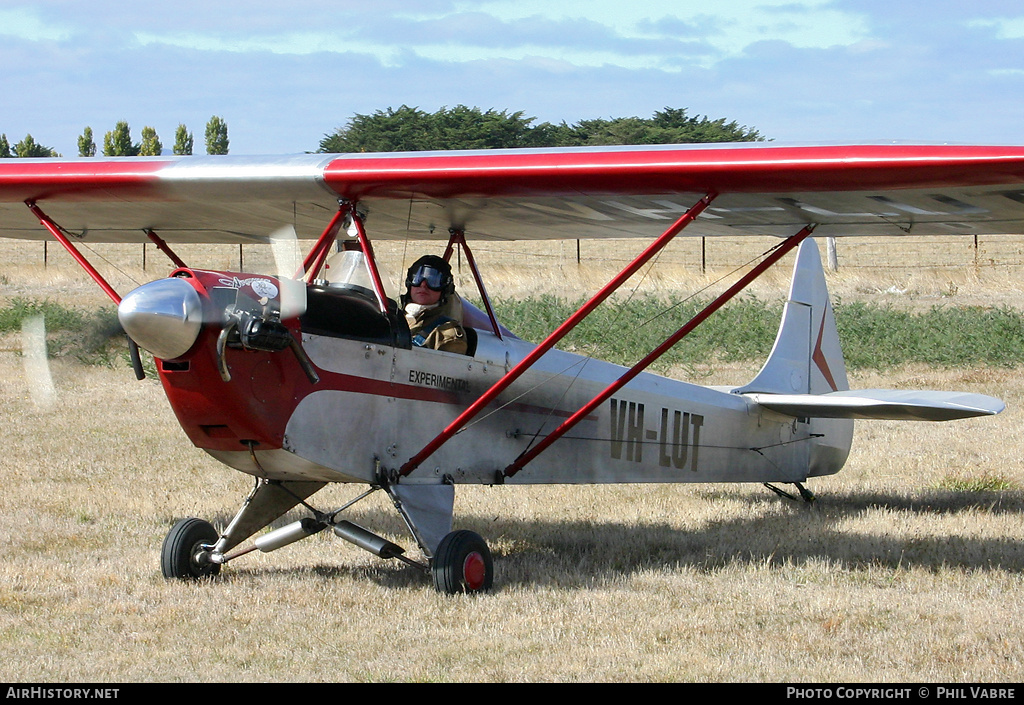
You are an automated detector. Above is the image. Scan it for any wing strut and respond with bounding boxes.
[346,205,390,314]
[25,201,122,305]
[502,224,816,478]
[298,201,390,314]
[443,229,502,339]
[298,206,345,279]
[399,192,718,477]
[25,201,150,380]
[144,229,187,269]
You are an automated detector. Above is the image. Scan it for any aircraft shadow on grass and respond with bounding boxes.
[210,487,1024,590]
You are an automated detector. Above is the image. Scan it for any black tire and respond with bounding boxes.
[431,530,493,594]
[161,518,221,580]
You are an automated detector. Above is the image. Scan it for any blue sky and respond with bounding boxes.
[2,1,1023,155]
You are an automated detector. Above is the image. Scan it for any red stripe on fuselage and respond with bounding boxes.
[314,367,596,420]
[163,344,595,454]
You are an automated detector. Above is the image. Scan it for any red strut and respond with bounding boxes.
[399,192,717,476]
[503,224,816,478]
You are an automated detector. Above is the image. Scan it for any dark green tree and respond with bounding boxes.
[205,116,229,155]
[321,105,431,152]
[430,105,540,149]
[103,121,140,156]
[572,108,763,145]
[173,124,193,155]
[319,105,764,153]
[320,105,556,153]
[78,127,96,157]
[139,126,162,156]
[0,134,11,158]
[14,134,58,157]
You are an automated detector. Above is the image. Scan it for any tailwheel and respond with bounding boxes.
[431,530,493,594]
[161,518,221,580]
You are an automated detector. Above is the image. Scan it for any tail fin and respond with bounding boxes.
[736,238,847,396]
[738,239,1004,422]
[732,238,1002,479]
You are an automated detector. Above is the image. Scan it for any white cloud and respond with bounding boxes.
[83,1,871,70]
[969,16,1024,39]
[0,7,75,41]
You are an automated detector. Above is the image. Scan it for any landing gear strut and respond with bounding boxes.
[159,492,495,594]
[763,481,816,504]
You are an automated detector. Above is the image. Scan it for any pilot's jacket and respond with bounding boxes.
[404,293,468,355]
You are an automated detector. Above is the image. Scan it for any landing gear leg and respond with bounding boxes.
[763,482,816,504]
[431,530,493,594]
[161,518,221,580]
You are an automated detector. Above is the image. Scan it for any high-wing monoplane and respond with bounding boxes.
[0,143,1016,592]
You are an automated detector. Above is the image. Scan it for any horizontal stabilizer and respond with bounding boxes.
[745,389,1005,421]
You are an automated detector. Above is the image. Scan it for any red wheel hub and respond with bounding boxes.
[463,551,486,590]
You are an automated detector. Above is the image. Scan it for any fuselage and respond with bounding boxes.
[140,268,853,489]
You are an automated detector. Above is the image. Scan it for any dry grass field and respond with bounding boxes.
[0,237,1022,683]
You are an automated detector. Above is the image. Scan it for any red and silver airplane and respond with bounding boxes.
[0,143,1016,592]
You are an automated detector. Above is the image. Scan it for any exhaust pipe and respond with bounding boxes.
[254,518,327,553]
[332,520,405,559]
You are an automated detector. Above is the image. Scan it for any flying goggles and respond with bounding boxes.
[406,265,448,291]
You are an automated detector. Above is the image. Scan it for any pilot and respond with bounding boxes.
[401,255,468,355]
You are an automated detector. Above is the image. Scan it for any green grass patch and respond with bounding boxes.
[936,473,1018,492]
[492,295,1024,371]
[835,300,1024,369]
[0,298,125,366]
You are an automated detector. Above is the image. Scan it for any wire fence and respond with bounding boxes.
[5,233,1024,282]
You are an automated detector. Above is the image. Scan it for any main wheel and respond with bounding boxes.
[161,518,221,580]
[431,530,493,594]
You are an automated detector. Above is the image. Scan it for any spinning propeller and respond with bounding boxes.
[20,315,56,411]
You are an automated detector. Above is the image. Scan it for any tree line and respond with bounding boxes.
[0,116,229,158]
[318,105,765,152]
[1,106,765,157]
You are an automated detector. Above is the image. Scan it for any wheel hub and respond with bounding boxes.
[463,551,487,591]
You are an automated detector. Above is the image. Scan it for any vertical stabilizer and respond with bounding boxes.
[736,238,848,396]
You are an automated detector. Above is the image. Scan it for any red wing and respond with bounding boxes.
[2,144,1024,242]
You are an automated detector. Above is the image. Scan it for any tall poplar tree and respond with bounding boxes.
[139,126,162,156]
[103,121,140,156]
[205,116,229,155]
[173,124,193,155]
[78,127,96,157]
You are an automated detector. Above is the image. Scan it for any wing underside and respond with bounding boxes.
[2,143,1024,243]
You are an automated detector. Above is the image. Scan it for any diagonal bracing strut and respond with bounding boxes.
[399,192,718,477]
[502,224,817,478]
[25,200,123,304]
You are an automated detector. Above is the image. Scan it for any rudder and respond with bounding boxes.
[736,238,848,396]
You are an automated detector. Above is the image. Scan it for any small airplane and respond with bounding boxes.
[0,142,1017,592]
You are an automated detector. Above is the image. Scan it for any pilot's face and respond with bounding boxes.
[409,281,442,306]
